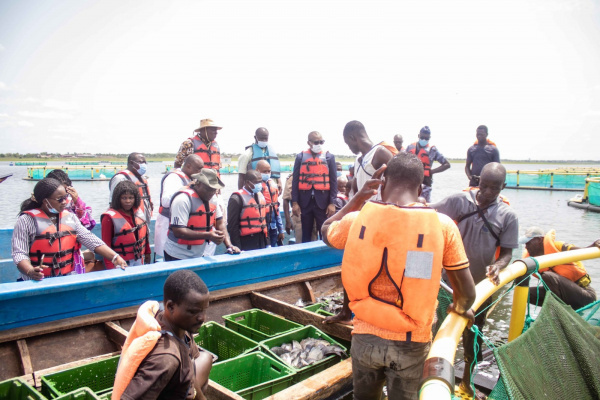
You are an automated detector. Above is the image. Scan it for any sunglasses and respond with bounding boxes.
[50,195,70,203]
[311,140,325,145]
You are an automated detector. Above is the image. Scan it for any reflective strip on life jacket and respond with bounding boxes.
[102,209,148,261]
[261,179,280,217]
[541,230,587,282]
[167,188,216,247]
[408,143,431,177]
[341,202,444,342]
[190,136,221,171]
[159,170,191,218]
[298,150,330,191]
[23,209,78,277]
[248,143,281,179]
[235,190,268,237]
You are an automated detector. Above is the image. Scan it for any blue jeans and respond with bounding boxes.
[269,228,281,247]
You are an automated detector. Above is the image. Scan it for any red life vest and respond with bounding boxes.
[408,143,432,177]
[298,150,330,191]
[167,188,216,247]
[235,189,268,237]
[190,136,221,172]
[102,208,148,261]
[158,170,191,218]
[112,170,152,218]
[22,209,79,277]
[261,179,280,217]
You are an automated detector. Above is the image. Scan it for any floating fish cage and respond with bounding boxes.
[568,177,600,212]
[15,161,47,166]
[163,163,294,175]
[505,167,600,191]
[25,165,126,181]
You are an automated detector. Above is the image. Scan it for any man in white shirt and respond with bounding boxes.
[154,155,204,258]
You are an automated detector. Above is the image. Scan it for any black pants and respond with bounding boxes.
[164,251,181,262]
[240,233,268,251]
[463,296,494,365]
[300,197,327,243]
[530,271,596,310]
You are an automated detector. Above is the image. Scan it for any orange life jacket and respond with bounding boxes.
[158,170,191,218]
[112,170,152,218]
[102,208,148,261]
[261,179,280,217]
[22,209,78,277]
[190,136,221,172]
[342,202,444,341]
[235,189,268,237]
[473,139,497,147]
[167,187,216,247]
[378,141,399,156]
[539,230,587,283]
[112,301,163,400]
[408,143,432,177]
[298,150,330,191]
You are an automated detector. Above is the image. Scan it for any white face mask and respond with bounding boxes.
[257,141,268,149]
[311,144,322,153]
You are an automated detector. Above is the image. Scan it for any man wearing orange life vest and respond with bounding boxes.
[322,153,476,400]
[165,169,240,261]
[109,152,153,225]
[227,170,269,250]
[155,155,205,258]
[292,131,338,243]
[521,227,598,310]
[465,125,500,187]
[406,126,450,202]
[174,119,222,175]
[118,270,213,400]
[256,160,285,247]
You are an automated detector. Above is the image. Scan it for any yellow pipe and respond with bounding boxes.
[507,285,529,342]
[420,247,600,400]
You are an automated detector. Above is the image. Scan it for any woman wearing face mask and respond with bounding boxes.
[102,181,151,269]
[109,152,153,225]
[12,178,127,281]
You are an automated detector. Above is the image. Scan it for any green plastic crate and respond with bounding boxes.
[55,387,102,399]
[0,378,45,400]
[41,355,119,398]
[303,303,334,317]
[209,352,295,400]
[223,309,302,341]
[195,321,259,363]
[260,325,348,383]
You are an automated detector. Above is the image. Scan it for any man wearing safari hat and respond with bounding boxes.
[174,119,223,175]
[521,227,598,310]
[165,169,240,261]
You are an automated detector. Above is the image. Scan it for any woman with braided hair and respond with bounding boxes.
[12,178,127,281]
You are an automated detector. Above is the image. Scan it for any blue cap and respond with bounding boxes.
[420,126,431,134]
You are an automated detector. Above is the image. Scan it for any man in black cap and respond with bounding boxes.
[406,126,450,202]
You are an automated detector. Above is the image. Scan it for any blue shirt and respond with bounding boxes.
[466,144,500,177]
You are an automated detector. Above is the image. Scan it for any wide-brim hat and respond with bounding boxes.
[195,118,222,131]
[519,226,546,244]
[192,169,225,190]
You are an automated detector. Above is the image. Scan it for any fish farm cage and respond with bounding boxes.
[505,167,600,191]
[24,165,127,181]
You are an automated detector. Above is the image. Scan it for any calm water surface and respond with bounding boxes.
[1,161,599,344]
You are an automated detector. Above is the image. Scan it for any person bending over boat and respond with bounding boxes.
[228,170,269,251]
[343,120,395,201]
[115,270,213,400]
[406,126,450,202]
[12,178,127,281]
[430,162,518,397]
[465,125,500,187]
[165,169,239,261]
[322,153,476,400]
[102,181,151,268]
[237,127,282,191]
[256,160,285,247]
[520,227,598,310]
[110,152,153,225]
[155,155,204,258]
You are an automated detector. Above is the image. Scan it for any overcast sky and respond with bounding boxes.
[1,0,599,160]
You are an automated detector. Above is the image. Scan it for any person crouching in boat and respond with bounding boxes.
[521,227,599,310]
[113,270,213,400]
[165,169,239,261]
[102,181,151,268]
[321,153,476,400]
[12,178,127,281]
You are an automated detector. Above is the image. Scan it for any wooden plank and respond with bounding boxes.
[210,266,341,302]
[32,351,121,388]
[207,380,245,400]
[266,358,353,400]
[303,281,317,303]
[250,292,352,342]
[104,321,129,348]
[16,339,33,376]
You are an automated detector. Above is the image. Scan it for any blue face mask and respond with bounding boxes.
[136,162,147,176]
[261,173,271,182]
[250,182,263,194]
[418,139,429,147]
[45,199,59,214]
